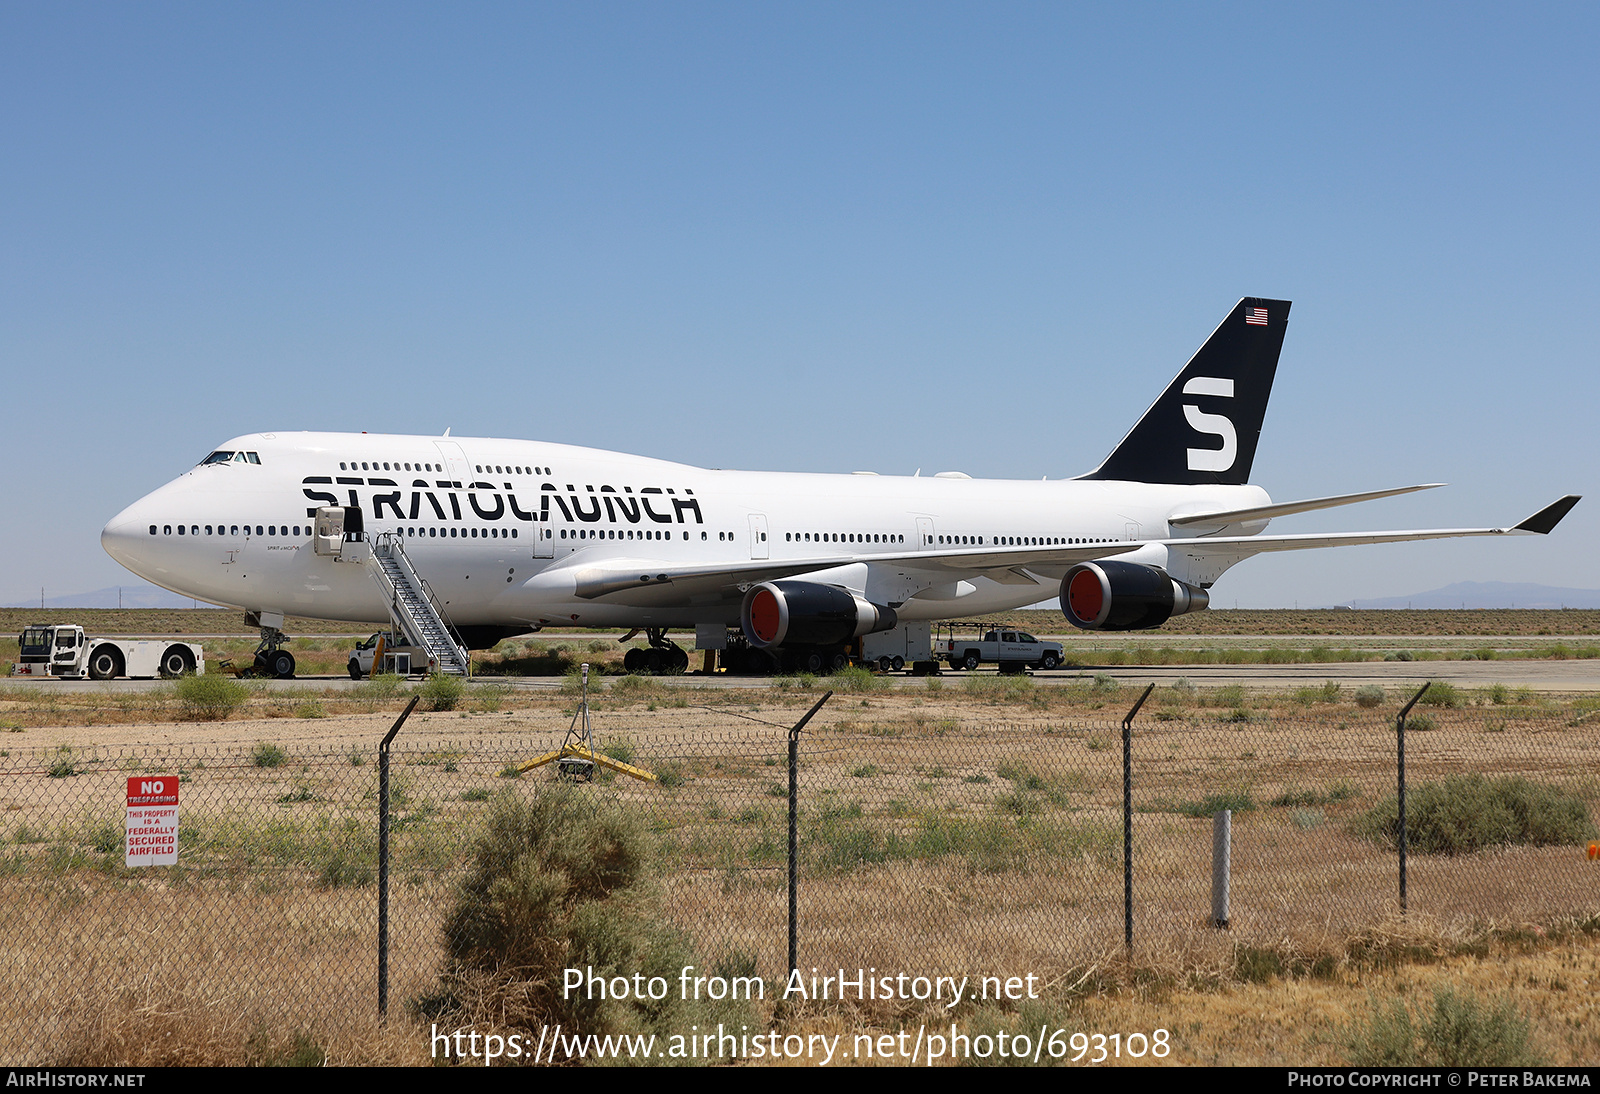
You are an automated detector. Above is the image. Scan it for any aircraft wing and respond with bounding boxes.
[1163,495,1581,556]
[541,495,1579,605]
[555,541,1137,601]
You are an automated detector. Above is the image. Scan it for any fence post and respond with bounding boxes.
[377,695,419,1020]
[1212,809,1231,927]
[1394,682,1431,914]
[787,691,833,982]
[1122,683,1155,954]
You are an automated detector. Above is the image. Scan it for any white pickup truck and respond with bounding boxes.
[12,624,205,680]
[938,625,1064,672]
[348,631,436,679]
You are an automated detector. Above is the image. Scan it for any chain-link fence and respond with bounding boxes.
[1,684,1596,1063]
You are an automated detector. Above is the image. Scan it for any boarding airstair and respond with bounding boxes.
[367,533,471,676]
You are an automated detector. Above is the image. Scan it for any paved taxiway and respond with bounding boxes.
[12,656,1597,693]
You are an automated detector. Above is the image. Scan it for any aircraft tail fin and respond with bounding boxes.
[1080,297,1291,485]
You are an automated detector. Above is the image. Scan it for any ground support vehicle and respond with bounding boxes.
[861,623,932,673]
[12,624,205,680]
[348,631,437,679]
[936,622,1064,672]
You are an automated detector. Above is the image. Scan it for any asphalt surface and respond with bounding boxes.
[10,656,1597,693]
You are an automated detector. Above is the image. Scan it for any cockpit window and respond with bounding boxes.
[201,451,234,465]
[199,450,260,465]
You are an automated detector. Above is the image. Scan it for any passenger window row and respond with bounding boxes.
[785,533,906,545]
[333,461,554,476]
[148,523,524,541]
[404,526,520,539]
[561,528,679,541]
[934,535,1120,546]
[150,524,301,537]
[476,464,551,475]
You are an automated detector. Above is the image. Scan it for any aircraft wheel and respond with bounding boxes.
[160,647,193,679]
[89,650,121,680]
[348,659,363,680]
[623,648,644,672]
[801,649,825,674]
[828,651,849,672]
[961,651,980,671]
[269,650,296,679]
[669,647,690,673]
[643,648,664,674]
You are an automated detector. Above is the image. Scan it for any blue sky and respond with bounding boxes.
[4,3,1595,609]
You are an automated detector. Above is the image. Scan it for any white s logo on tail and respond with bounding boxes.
[1182,376,1236,472]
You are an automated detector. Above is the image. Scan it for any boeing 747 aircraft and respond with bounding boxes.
[100,298,1579,677]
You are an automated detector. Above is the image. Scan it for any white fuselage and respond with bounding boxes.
[100,431,1269,631]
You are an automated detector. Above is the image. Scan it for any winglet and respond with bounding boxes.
[1514,495,1581,535]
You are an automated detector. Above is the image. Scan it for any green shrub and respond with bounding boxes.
[1176,790,1255,818]
[47,748,77,779]
[1354,685,1385,709]
[176,674,248,721]
[831,666,884,692]
[472,681,511,712]
[423,787,748,1048]
[1352,774,1596,855]
[1419,682,1461,708]
[1293,681,1342,706]
[1346,988,1543,1066]
[559,667,592,696]
[418,673,465,711]
[251,742,288,768]
[1211,684,1246,707]
[359,673,408,700]
[601,737,635,765]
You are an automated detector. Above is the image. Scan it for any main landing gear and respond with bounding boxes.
[621,628,690,675]
[250,625,296,679]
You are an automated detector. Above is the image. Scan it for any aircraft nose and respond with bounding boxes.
[102,500,156,574]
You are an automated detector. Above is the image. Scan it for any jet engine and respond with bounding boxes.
[1060,561,1210,631]
[740,581,898,648]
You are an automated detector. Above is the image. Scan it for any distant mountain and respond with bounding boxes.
[3,586,205,610]
[1341,581,1600,610]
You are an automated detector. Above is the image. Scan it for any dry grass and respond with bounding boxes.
[2,886,429,1065]
[0,685,1596,1065]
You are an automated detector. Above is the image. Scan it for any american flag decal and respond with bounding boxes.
[1245,307,1269,326]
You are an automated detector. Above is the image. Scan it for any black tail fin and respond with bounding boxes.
[1080,297,1290,485]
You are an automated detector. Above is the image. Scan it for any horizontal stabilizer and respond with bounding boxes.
[1169,483,1446,528]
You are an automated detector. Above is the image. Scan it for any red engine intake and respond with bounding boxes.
[740,581,897,648]
[1062,561,1209,631]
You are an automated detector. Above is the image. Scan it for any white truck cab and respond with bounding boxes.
[13,624,205,680]
[348,631,435,679]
